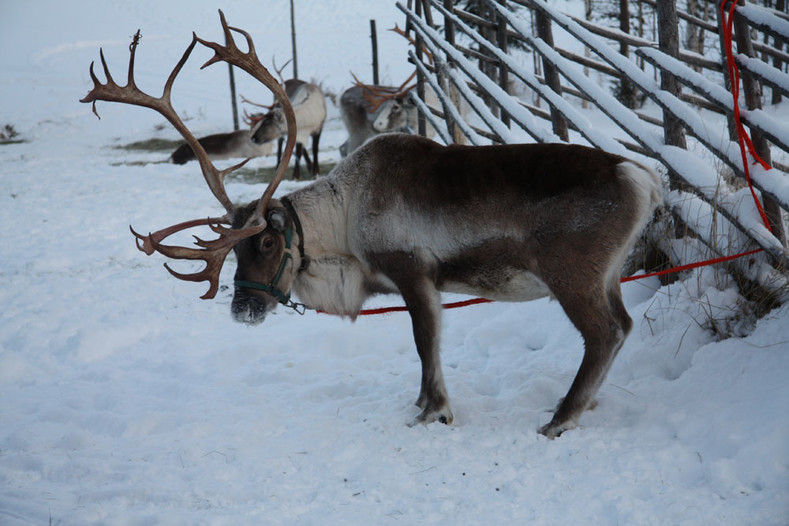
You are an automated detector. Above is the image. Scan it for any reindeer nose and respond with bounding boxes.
[231,290,271,325]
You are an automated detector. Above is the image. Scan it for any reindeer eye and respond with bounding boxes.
[261,237,275,250]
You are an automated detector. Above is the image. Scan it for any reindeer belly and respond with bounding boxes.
[438,265,551,302]
[435,238,551,301]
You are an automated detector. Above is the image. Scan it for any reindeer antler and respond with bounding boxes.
[351,71,417,113]
[81,10,297,299]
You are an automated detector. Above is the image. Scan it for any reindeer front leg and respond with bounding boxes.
[370,253,453,425]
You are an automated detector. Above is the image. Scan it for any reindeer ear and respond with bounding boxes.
[267,208,288,232]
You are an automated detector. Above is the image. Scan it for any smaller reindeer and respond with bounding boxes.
[250,79,326,179]
[339,76,436,157]
[170,126,272,165]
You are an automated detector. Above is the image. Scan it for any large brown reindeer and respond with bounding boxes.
[83,11,662,439]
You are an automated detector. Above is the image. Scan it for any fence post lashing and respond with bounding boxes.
[656,0,688,190]
[731,0,787,247]
[534,9,568,141]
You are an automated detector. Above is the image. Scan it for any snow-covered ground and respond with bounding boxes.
[1,1,788,524]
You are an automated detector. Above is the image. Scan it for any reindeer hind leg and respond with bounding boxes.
[539,281,629,439]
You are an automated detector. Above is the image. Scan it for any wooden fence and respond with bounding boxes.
[398,0,789,299]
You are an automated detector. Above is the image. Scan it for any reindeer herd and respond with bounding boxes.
[168,56,428,178]
[82,12,662,439]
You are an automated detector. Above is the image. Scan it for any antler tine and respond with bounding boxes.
[130,220,266,299]
[194,10,296,224]
[243,108,264,126]
[240,94,276,110]
[81,31,236,216]
[272,56,293,84]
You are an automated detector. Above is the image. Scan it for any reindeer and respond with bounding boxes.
[249,78,326,179]
[339,76,436,157]
[170,125,273,165]
[82,11,663,439]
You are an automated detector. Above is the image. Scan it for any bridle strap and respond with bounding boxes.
[281,196,309,272]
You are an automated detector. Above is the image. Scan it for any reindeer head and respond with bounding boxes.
[250,108,286,145]
[82,11,300,321]
[229,199,306,323]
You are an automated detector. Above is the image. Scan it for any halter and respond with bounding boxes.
[234,197,309,314]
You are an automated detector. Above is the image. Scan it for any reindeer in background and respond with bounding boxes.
[171,60,326,181]
[339,74,437,157]
[249,78,326,179]
[169,122,273,165]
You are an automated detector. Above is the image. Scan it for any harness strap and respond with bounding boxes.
[281,196,309,271]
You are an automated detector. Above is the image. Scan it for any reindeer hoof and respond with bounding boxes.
[411,405,454,426]
[539,418,577,439]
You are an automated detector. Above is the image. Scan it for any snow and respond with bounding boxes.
[1,1,789,525]
[737,2,789,41]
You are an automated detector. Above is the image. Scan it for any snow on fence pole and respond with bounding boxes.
[440,0,461,143]
[495,2,511,128]
[735,54,789,101]
[414,0,429,138]
[736,1,789,41]
[408,49,479,145]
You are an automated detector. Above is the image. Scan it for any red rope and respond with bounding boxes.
[720,0,773,232]
[342,296,493,316]
[620,248,763,283]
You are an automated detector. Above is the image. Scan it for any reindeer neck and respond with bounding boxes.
[285,176,353,258]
